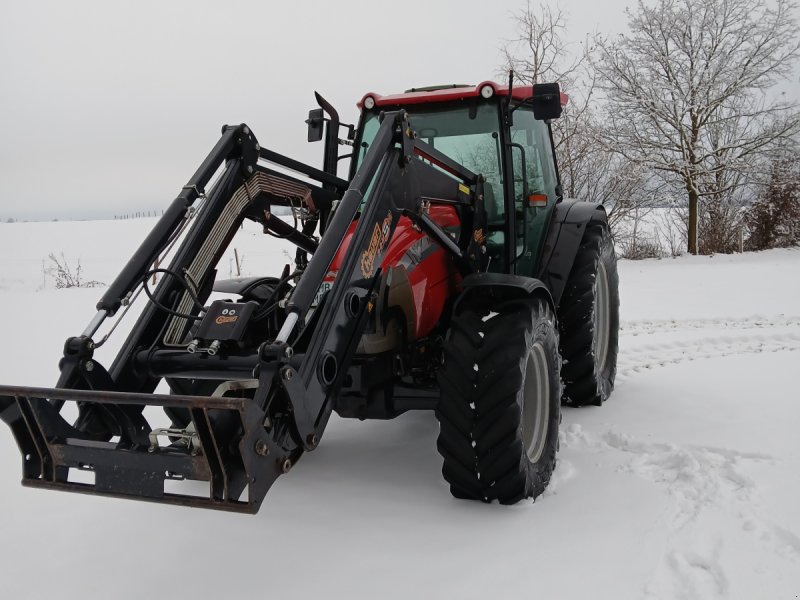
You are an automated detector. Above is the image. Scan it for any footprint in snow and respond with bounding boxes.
[601,431,771,528]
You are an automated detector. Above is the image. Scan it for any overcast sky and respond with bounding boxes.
[0,0,797,220]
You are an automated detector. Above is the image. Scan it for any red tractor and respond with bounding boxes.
[0,80,619,511]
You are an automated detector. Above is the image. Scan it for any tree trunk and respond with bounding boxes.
[687,186,699,255]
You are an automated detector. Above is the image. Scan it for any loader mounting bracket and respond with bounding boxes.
[0,385,279,513]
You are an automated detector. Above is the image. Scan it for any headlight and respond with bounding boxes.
[479,84,494,99]
[364,95,376,110]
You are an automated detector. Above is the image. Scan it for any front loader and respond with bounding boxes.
[0,79,619,512]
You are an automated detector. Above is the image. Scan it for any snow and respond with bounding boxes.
[0,218,798,599]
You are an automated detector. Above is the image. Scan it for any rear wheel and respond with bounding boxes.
[436,297,561,503]
[558,221,619,406]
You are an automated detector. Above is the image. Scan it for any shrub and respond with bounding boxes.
[745,158,800,251]
[618,236,664,260]
[44,253,104,289]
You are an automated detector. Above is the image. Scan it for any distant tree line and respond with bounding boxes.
[114,210,165,220]
[3,210,166,223]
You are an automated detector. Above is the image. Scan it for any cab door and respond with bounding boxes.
[507,107,559,275]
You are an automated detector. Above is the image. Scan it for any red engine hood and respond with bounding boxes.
[325,205,460,339]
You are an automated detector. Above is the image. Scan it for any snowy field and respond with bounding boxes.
[0,218,799,599]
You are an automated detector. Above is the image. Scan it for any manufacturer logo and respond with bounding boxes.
[360,211,393,278]
[216,307,238,325]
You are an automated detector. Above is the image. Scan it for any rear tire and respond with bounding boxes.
[436,297,561,503]
[558,221,619,406]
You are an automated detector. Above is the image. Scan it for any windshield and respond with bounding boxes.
[354,103,505,222]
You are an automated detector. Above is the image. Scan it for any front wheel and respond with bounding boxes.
[436,296,562,504]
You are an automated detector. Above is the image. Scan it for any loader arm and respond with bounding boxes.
[0,111,486,512]
[252,111,485,448]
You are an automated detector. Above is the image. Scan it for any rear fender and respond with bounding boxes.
[454,272,554,314]
[537,200,607,306]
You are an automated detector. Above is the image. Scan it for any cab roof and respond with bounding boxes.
[357,81,569,109]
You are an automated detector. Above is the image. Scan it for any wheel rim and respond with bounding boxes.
[594,260,611,375]
[522,342,550,463]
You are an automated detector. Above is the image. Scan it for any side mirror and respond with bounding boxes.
[531,83,563,121]
[306,108,324,142]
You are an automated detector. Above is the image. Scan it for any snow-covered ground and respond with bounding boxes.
[0,219,798,599]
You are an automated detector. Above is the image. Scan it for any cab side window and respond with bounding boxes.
[509,108,557,208]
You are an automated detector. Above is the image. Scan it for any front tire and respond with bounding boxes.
[436,297,561,504]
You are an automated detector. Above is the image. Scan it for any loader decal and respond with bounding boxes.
[360,211,393,279]
[215,315,239,325]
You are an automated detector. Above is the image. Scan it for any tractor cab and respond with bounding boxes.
[349,82,567,274]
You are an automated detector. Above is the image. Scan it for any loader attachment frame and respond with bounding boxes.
[0,110,487,512]
[0,385,272,512]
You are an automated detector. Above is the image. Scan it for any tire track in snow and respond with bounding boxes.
[615,331,800,383]
[620,314,800,336]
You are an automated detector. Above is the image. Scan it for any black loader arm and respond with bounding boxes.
[248,110,484,480]
[0,111,486,513]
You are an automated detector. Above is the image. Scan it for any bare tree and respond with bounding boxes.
[593,0,800,254]
[501,3,581,84]
[501,3,595,196]
[500,2,660,239]
[655,202,686,257]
